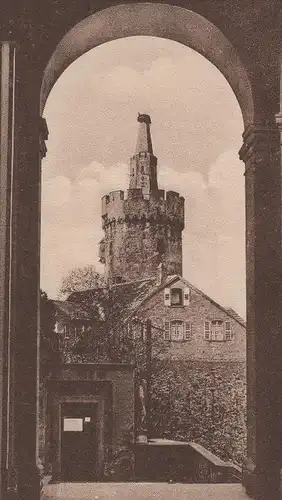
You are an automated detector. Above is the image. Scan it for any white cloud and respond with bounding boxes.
[41,37,245,316]
[42,175,72,206]
[43,37,243,180]
[41,149,245,317]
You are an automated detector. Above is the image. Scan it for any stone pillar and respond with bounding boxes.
[239,123,282,500]
[9,47,42,500]
[0,41,16,500]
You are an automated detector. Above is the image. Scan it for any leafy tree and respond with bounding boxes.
[40,290,60,372]
[58,264,104,299]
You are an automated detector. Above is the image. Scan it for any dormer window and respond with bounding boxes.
[164,286,190,306]
[171,288,183,306]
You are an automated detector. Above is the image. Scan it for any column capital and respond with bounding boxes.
[239,123,279,165]
[39,117,48,159]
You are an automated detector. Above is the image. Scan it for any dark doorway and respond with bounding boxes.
[61,403,97,481]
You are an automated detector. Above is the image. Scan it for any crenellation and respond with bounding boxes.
[127,188,144,201]
[156,189,165,199]
[101,190,125,227]
[166,190,179,199]
[100,114,185,283]
[102,189,184,231]
[109,190,124,201]
[101,194,110,216]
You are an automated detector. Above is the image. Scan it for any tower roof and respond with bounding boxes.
[135,113,153,154]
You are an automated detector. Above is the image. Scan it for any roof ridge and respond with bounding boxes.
[178,276,246,327]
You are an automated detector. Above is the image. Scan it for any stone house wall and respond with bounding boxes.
[131,280,246,464]
[137,278,246,362]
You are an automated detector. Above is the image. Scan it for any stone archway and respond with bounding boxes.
[0,3,281,500]
[40,4,254,125]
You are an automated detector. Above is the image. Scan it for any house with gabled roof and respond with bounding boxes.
[53,113,245,365]
[60,272,245,364]
[48,114,246,478]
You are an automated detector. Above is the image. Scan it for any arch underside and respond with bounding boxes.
[40,3,254,125]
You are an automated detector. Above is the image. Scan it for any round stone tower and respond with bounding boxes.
[99,114,185,285]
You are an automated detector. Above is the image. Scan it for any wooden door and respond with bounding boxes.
[61,403,97,481]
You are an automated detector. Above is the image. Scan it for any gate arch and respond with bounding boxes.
[2,2,281,500]
[40,3,254,126]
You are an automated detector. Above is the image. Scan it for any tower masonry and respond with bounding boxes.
[99,114,185,285]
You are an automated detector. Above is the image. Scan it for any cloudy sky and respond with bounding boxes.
[41,36,246,316]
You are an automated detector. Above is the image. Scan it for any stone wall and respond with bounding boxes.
[47,364,135,480]
[138,278,246,362]
[101,190,184,283]
[150,360,246,465]
[134,440,242,482]
[133,282,246,465]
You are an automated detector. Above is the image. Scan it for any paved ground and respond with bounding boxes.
[42,482,250,500]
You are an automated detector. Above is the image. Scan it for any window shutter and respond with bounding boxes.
[164,288,171,306]
[184,321,192,341]
[141,323,146,341]
[164,321,170,340]
[225,321,232,341]
[184,287,190,306]
[204,321,211,340]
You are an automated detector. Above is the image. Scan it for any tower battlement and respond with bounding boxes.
[101,188,184,230]
[100,114,185,284]
[102,190,125,218]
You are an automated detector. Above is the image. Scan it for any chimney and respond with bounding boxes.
[157,262,165,286]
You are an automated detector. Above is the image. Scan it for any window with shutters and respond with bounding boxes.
[211,320,224,341]
[170,320,184,340]
[204,320,232,342]
[164,320,192,341]
[164,286,190,306]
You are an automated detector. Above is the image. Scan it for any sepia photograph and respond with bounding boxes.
[0,2,281,500]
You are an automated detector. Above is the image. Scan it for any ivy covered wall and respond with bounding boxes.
[150,360,246,465]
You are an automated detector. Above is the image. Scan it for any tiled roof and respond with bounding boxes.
[57,275,245,328]
[67,277,159,326]
[52,300,101,321]
[110,277,159,324]
[225,308,246,326]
